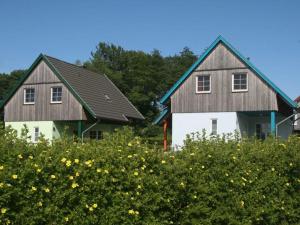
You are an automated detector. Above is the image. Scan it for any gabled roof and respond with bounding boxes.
[0,54,144,122]
[159,35,297,108]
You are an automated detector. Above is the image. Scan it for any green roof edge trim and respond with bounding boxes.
[159,35,297,108]
[153,108,169,125]
[0,54,97,118]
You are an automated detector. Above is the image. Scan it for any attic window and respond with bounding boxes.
[232,73,248,92]
[51,87,62,103]
[24,88,35,104]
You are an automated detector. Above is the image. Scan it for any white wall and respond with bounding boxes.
[172,112,238,148]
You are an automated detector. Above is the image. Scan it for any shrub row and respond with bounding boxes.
[0,127,299,224]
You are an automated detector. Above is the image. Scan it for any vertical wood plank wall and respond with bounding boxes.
[171,43,278,113]
[4,61,86,121]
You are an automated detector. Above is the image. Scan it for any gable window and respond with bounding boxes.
[211,119,218,135]
[24,88,35,104]
[51,87,62,103]
[33,127,39,142]
[232,73,248,92]
[89,131,103,140]
[196,75,211,93]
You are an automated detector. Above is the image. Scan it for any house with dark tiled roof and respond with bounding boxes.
[155,36,298,149]
[0,54,144,142]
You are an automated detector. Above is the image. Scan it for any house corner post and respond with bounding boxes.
[270,111,276,136]
[163,119,168,151]
[77,120,83,138]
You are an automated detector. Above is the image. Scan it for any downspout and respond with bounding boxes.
[275,112,296,137]
[81,120,100,143]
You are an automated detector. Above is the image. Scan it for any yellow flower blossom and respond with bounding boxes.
[190,153,195,156]
[66,160,72,167]
[12,174,18,179]
[84,160,92,167]
[134,171,139,176]
[18,154,23,159]
[241,177,247,182]
[37,201,43,207]
[193,195,197,199]
[71,182,79,189]
[92,203,97,208]
[141,157,145,162]
[50,175,56,179]
[135,211,139,215]
[36,168,42,173]
[0,165,4,170]
[201,165,205,169]
[1,208,7,214]
[44,188,50,193]
[271,167,275,172]
[96,168,101,173]
[69,176,74,180]
[34,164,39,168]
[232,156,237,160]
[128,209,135,215]
[121,168,125,172]
[240,200,244,208]
[75,172,80,177]
[128,155,132,159]
[64,217,69,222]
[180,182,185,187]
[289,162,293,167]
[31,186,37,191]
[74,159,79,164]
[208,154,212,158]
[137,185,142,189]
[225,173,229,177]
[104,169,109,174]
[61,158,67,163]
[161,160,166,164]
[0,183,4,188]
[29,155,33,159]
[128,142,132,147]
[89,207,94,212]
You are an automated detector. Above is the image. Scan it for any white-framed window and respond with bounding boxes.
[24,88,35,104]
[232,73,248,92]
[89,131,103,140]
[211,119,217,135]
[33,127,39,142]
[51,86,62,103]
[196,75,211,93]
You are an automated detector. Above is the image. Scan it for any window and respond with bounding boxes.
[211,119,217,135]
[196,75,211,93]
[24,88,35,104]
[89,131,103,140]
[232,73,248,92]
[33,127,39,142]
[51,87,62,103]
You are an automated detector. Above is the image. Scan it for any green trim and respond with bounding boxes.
[270,111,276,135]
[153,108,169,125]
[159,36,297,108]
[77,120,83,137]
[0,54,97,118]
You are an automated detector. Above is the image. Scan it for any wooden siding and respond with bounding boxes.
[4,61,86,121]
[171,43,278,113]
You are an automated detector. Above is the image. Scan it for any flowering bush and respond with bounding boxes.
[0,127,299,224]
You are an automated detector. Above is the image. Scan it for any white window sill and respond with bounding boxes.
[50,101,62,104]
[23,102,35,105]
[196,91,211,94]
[232,89,248,93]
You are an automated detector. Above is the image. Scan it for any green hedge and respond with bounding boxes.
[0,127,299,224]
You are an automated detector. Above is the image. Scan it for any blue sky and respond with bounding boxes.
[1,0,300,98]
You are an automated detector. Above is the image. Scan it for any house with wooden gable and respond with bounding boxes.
[155,36,297,148]
[0,54,144,142]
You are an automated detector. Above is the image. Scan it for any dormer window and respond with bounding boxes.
[232,73,248,92]
[196,75,211,93]
[24,88,35,104]
[51,87,62,103]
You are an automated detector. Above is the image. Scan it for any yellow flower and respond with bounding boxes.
[92,203,97,208]
[127,155,132,158]
[64,217,69,222]
[0,165,4,170]
[289,162,293,167]
[61,158,67,163]
[137,185,142,189]
[190,153,195,156]
[1,208,7,214]
[12,174,18,179]
[0,183,4,188]
[66,160,72,167]
[29,155,33,159]
[241,177,247,182]
[225,173,229,177]
[74,159,79,164]
[121,168,125,172]
[180,182,185,187]
[135,211,139,215]
[128,142,132,147]
[71,182,79,189]
[36,168,42,173]
[84,160,92,167]
[128,209,135,215]
[240,200,244,208]
[232,156,237,160]
[89,207,94,212]
[75,172,80,177]
[33,164,39,168]
[44,188,50,193]
[271,168,275,172]
[201,165,205,169]
[193,195,197,199]
[31,186,37,191]
[69,176,74,180]
[161,160,166,164]
[37,201,43,207]
[18,154,23,159]
[104,169,109,174]
[208,154,212,158]
[134,171,139,176]
[50,175,56,179]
